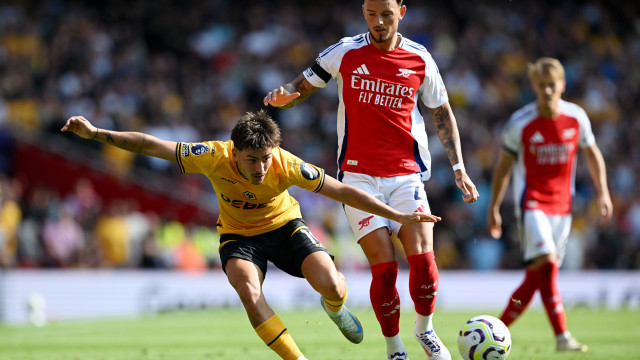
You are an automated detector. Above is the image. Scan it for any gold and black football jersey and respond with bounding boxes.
[176,140,325,236]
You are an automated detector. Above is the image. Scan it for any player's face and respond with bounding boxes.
[531,72,565,108]
[362,0,405,47]
[233,148,273,185]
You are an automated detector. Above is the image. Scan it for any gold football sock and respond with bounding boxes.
[323,288,347,312]
[256,314,304,360]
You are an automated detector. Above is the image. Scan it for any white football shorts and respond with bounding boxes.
[341,172,431,241]
[520,209,572,266]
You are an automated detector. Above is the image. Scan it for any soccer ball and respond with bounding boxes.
[458,315,511,360]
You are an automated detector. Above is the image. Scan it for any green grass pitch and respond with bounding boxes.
[1,307,638,359]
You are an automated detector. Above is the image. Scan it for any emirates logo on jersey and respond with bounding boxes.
[531,143,574,165]
[352,74,415,110]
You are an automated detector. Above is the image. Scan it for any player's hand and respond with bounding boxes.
[263,86,300,107]
[455,171,479,203]
[599,194,614,223]
[487,208,502,239]
[398,212,441,225]
[61,116,97,139]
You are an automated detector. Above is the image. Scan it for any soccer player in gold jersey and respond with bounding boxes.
[62,110,441,360]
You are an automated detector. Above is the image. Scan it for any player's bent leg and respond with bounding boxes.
[225,258,308,360]
[301,251,363,344]
[224,258,273,327]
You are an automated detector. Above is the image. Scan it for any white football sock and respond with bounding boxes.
[415,313,433,334]
[385,333,407,355]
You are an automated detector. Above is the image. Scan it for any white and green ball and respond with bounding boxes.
[458,315,511,360]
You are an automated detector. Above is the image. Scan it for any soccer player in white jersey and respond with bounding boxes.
[487,57,613,352]
[61,111,442,360]
[264,1,479,359]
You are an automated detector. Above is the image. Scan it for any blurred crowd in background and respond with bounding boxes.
[0,0,638,272]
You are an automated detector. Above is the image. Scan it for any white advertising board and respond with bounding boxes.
[1,270,638,324]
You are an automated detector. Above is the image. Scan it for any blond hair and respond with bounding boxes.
[527,57,565,82]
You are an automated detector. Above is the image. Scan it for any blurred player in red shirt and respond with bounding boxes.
[487,57,613,352]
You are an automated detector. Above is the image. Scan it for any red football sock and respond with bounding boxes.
[538,261,567,335]
[500,267,540,327]
[370,261,401,337]
[406,252,438,316]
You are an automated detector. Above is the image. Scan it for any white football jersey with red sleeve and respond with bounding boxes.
[303,33,449,180]
[501,100,596,216]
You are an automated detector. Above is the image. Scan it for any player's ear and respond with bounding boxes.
[399,5,406,19]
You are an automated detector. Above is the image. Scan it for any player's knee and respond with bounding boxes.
[318,274,345,299]
[371,261,399,287]
[234,281,262,304]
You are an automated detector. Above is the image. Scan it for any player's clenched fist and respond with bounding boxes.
[61,116,97,139]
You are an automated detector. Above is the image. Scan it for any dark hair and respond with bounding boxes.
[362,0,403,5]
[231,110,282,151]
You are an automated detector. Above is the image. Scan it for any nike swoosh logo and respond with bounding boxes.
[348,313,363,334]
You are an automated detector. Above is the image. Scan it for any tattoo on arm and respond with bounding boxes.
[105,131,144,153]
[430,105,461,165]
[106,132,115,144]
[279,74,319,108]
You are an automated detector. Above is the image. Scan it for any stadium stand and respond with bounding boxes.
[0,0,638,270]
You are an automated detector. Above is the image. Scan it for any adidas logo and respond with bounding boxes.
[353,64,370,75]
[530,131,545,143]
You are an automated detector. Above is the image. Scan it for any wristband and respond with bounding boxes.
[452,162,465,172]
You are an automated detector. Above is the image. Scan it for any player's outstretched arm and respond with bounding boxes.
[263,73,320,108]
[487,150,516,239]
[427,102,479,203]
[61,116,178,161]
[318,176,441,225]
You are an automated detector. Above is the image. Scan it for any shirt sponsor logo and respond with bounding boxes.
[190,143,209,156]
[352,75,414,110]
[531,143,574,165]
[220,193,269,209]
